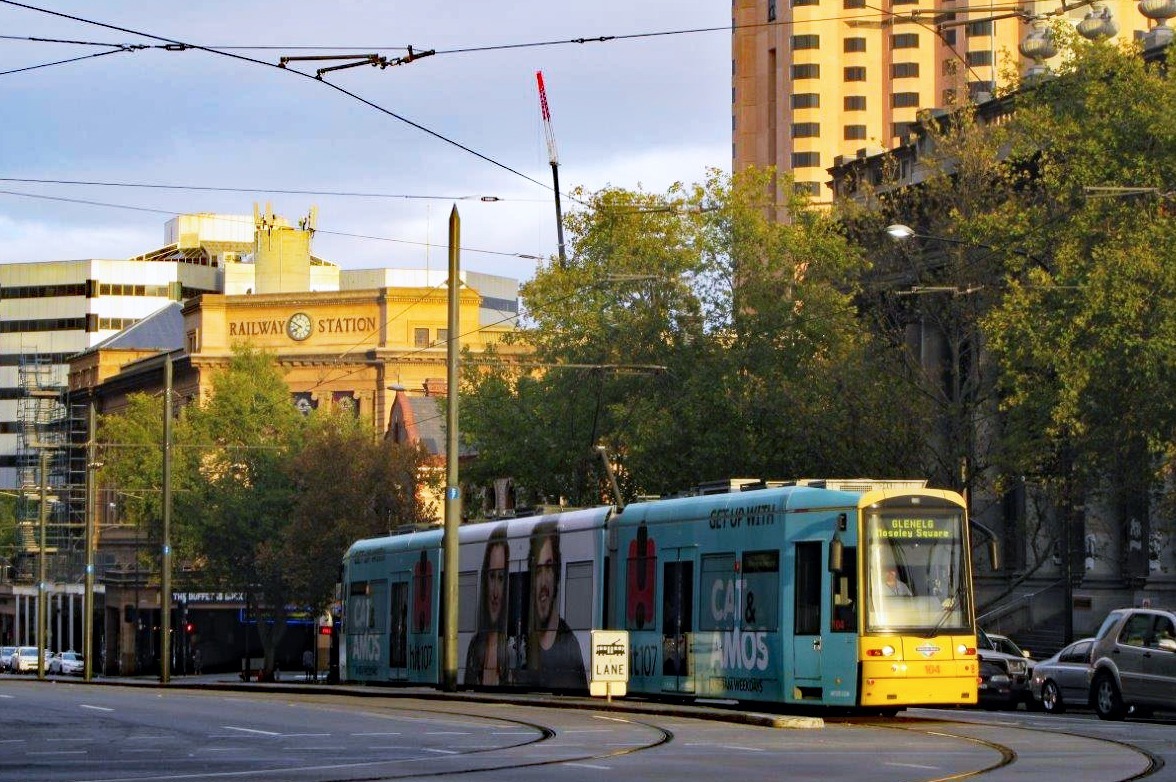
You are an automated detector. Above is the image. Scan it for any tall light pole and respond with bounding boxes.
[84,403,98,681]
[160,354,173,684]
[886,221,993,552]
[441,206,460,692]
[37,448,49,681]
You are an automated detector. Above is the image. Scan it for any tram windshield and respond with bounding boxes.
[864,506,971,633]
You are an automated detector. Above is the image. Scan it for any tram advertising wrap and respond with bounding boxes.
[341,479,979,712]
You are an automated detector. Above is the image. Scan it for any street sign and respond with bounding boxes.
[589,629,629,699]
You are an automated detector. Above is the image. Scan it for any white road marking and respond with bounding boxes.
[422,748,459,754]
[222,726,281,736]
[351,732,402,736]
[566,763,612,769]
[720,746,765,752]
[885,762,940,770]
[80,704,113,712]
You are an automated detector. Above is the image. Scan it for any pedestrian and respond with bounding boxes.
[192,648,203,676]
[302,648,315,683]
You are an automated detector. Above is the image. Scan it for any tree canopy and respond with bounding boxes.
[461,168,933,506]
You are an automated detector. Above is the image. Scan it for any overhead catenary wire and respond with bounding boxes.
[0,187,544,260]
[0,176,544,203]
[0,0,554,196]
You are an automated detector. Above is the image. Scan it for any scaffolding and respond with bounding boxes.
[14,355,85,583]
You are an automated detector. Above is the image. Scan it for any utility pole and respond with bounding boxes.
[441,206,461,691]
[160,355,173,684]
[84,403,97,681]
[37,448,48,681]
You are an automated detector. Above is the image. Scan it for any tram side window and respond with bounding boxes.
[794,542,822,635]
[741,550,780,632]
[831,547,857,633]
[347,579,388,633]
[458,570,478,633]
[565,561,593,630]
[700,554,737,632]
[347,580,373,633]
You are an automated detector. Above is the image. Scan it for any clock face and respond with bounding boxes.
[287,312,313,341]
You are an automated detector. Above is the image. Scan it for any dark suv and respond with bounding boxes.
[1089,607,1176,720]
[977,628,1035,709]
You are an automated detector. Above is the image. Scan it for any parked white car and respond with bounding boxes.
[11,646,50,673]
[48,650,84,676]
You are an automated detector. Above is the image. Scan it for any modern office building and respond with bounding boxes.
[732,0,1169,202]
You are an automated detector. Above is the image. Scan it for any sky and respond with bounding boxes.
[0,2,733,284]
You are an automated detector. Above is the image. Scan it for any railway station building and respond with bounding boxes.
[0,207,525,674]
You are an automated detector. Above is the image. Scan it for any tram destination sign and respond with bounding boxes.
[877,516,954,540]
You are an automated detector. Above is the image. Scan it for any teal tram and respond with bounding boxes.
[341,479,980,710]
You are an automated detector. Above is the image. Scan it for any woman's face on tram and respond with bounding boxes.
[487,544,506,624]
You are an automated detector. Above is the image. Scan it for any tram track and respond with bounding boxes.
[846,715,1163,782]
[206,699,676,782]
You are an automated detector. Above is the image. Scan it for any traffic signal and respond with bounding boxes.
[318,625,332,636]
[185,622,194,634]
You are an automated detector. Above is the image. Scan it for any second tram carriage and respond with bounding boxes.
[341,479,980,710]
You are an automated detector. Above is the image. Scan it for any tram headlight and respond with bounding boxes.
[957,643,976,655]
[865,645,895,657]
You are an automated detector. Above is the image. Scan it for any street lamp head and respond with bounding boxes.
[885,224,916,242]
[387,383,406,392]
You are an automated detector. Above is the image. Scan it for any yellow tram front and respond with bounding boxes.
[855,489,979,708]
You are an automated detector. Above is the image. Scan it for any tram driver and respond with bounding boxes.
[884,567,912,597]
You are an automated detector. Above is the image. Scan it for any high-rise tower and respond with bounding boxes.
[732,0,1161,202]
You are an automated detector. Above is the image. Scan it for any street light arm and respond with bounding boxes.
[885,223,1049,271]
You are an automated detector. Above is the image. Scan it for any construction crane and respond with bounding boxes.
[536,71,567,266]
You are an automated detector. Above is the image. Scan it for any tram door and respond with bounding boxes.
[388,575,409,679]
[792,541,823,691]
[661,547,696,694]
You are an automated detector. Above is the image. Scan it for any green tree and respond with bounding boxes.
[839,37,1176,594]
[279,409,437,617]
[178,348,306,674]
[462,168,930,505]
[982,39,1176,575]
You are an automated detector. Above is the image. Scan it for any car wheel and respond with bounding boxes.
[1094,674,1127,721]
[1041,681,1065,714]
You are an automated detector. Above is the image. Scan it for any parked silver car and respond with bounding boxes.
[48,650,84,676]
[1030,637,1096,714]
[0,646,15,672]
[1090,607,1176,720]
